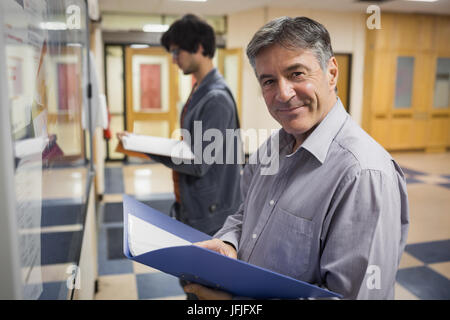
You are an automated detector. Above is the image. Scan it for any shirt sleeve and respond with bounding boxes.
[319,166,409,299]
[149,91,237,177]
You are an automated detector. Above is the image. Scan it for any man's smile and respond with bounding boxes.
[276,104,308,115]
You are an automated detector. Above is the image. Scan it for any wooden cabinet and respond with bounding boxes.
[362,13,450,152]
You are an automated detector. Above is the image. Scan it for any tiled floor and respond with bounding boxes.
[95,161,186,300]
[25,166,90,300]
[94,152,450,300]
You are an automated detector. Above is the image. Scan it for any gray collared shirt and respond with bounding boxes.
[215,98,410,299]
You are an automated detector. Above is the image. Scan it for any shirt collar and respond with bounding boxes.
[195,68,220,91]
[285,98,348,164]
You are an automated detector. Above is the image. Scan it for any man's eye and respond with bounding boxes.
[292,72,304,78]
[262,79,274,86]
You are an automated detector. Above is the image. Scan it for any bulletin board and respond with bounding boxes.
[0,0,93,300]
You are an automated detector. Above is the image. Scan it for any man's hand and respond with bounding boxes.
[116,131,130,142]
[184,283,232,300]
[194,238,237,259]
[183,239,237,300]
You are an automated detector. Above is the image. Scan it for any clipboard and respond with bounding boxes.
[116,133,194,161]
[115,140,151,160]
[122,195,342,299]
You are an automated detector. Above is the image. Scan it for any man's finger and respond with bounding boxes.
[184,283,232,300]
[183,283,201,295]
[194,239,237,259]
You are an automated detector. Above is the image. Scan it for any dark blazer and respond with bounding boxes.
[151,68,243,235]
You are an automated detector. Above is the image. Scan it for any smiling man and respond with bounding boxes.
[255,43,338,152]
[141,14,242,237]
[185,16,410,300]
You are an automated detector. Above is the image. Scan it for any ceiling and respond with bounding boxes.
[98,0,450,16]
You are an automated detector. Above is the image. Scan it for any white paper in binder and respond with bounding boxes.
[122,133,195,161]
[127,214,191,257]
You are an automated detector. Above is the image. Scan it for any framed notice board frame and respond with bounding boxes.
[0,0,95,300]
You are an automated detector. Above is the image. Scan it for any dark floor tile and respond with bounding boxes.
[401,167,427,176]
[40,231,83,265]
[136,272,185,299]
[41,203,83,227]
[437,183,450,190]
[406,177,423,184]
[38,281,69,300]
[104,167,124,194]
[396,266,450,300]
[103,202,123,223]
[405,239,450,264]
[107,227,125,260]
[98,226,133,276]
[98,259,133,276]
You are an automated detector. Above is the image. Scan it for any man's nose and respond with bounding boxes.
[275,78,295,103]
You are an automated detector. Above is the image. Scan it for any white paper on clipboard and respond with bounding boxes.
[122,133,195,161]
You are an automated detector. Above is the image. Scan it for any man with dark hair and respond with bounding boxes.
[119,14,242,237]
[184,16,409,300]
[161,14,216,59]
[155,14,242,238]
[154,14,243,237]
[159,14,243,300]
[120,14,242,299]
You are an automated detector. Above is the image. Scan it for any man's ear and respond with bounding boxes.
[327,56,338,92]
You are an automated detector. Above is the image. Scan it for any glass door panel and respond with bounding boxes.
[433,57,450,109]
[394,56,415,109]
[131,54,169,112]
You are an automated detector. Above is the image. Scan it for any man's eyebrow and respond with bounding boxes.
[284,63,311,73]
[257,63,311,81]
[258,73,273,82]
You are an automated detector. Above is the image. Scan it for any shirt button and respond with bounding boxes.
[269,200,275,206]
[252,233,257,239]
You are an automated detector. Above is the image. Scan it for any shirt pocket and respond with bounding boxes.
[250,207,314,279]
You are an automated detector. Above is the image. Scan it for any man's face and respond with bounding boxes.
[254,44,338,140]
[169,45,199,75]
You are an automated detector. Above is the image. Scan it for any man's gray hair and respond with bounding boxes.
[246,16,334,71]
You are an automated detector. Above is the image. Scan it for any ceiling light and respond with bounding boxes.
[39,22,67,30]
[170,0,208,2]
[143,24,169,32]
[130,44,150,49]
[403,0,439,2]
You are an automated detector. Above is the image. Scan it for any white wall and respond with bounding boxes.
[227,7,280,153]
[227,7,366,153]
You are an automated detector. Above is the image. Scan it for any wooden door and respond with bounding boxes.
[362,13,450,152]
[335,54,351,112]
[125,47,178,138]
